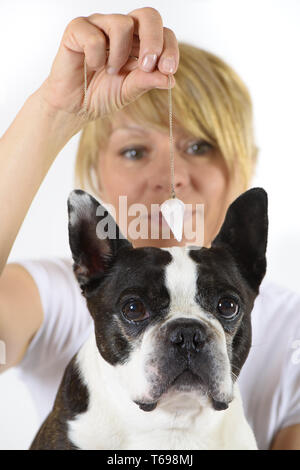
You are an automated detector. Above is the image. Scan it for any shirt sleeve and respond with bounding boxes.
[13,257,93,376]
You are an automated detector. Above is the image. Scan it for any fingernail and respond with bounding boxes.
[162,57,176,74]
[141,54,157,72]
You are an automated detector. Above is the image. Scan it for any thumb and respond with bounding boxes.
[123,69,176,102]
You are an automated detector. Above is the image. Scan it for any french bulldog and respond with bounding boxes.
[30,187,268,450]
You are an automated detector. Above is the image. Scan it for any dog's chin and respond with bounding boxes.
[171,372,230,411]
[133,370,231,413]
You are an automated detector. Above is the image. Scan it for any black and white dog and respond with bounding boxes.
[30,187,268,450]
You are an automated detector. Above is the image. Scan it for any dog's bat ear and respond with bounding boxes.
[67,190,132,296]
[211,187,268,292]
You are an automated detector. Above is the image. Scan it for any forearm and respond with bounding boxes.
[271,424,300,449]
[0,82,84,273]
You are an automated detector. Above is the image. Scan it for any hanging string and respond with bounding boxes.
[83,57,88,117]
[168,74,176,200]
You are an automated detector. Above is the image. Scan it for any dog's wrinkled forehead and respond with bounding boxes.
[109,245,203,316]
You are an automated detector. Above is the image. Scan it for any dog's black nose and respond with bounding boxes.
[168,320,206,352]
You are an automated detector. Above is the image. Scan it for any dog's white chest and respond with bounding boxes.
[68,407,256,450]
[68,411,222,450]
[68,403,216,450]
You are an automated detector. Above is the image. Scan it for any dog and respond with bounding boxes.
[30,187,268,450]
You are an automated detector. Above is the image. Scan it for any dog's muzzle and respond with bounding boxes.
[135,318,231,412]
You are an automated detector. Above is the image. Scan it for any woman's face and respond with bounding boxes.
[96,111,239,249]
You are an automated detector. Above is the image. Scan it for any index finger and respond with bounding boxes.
[128,7,164,72]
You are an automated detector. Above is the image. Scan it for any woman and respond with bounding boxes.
[0,8,299,449]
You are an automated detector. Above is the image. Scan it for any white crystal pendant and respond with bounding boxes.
[160,197,185,242]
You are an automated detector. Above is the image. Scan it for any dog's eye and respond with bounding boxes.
[217,297,239,320]
[122,300,149,322]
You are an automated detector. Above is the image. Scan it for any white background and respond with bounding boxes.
[0,0,299,449]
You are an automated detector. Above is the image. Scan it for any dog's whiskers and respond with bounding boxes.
[231,370,239,382]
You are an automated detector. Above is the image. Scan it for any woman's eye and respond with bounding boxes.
[217,297,239,320]
[186,140,213,156]
[122,300,149,322]
[120,147,145,160]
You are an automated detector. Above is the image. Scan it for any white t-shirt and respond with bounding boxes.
[14,257,300,450]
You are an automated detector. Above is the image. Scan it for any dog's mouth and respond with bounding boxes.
[170,369,203,388]
[134,369,202,412]
[134,368,230,413]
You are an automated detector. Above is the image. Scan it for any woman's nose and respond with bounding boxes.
[150,150,191,195]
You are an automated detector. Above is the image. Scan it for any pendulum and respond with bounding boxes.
[160,74,185,242]
[82,56,185,242]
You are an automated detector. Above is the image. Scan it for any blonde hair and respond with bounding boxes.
[75,42,258,196]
